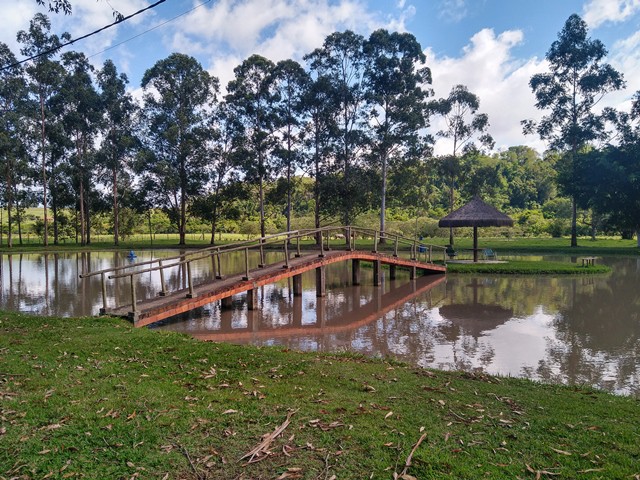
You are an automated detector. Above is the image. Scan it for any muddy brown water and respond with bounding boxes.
[2,251,639,396]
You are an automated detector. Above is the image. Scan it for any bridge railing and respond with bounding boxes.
[79,226,446,318]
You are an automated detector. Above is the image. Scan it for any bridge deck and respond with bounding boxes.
[108,249,446,328]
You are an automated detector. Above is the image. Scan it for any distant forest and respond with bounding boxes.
[1,13,639,247]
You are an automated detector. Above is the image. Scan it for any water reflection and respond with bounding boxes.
[1,251,639,396]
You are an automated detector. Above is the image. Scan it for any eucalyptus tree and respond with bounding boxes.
[226,54,277,238]
[523,14,625,247]
[17,13,69,246]
[300,74,338,242]
[304,30,368,228]
[0,43,28,247]
[270,59,309,234]
[138,53,218,245]
[429,84,493,244]
[362,29,432,238]
[45,119,72,244]
[54,51,102,245]
[193,102,244,245]
[96,60,138,246]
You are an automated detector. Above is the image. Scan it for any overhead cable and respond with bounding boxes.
[1,0,167,71]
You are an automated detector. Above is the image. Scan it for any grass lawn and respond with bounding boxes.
[1,234,638,256]
[1,312,638,479]
[445,260,611,274]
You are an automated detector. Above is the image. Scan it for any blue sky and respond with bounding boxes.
[3,0,640,154]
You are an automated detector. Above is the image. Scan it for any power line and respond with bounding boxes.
[1,0,167,71]
[88,0,213,60]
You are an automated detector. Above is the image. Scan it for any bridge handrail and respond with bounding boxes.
[106,226,444,280]
[79,229,305,279]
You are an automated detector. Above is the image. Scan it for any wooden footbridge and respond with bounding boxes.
[80,227,447,328]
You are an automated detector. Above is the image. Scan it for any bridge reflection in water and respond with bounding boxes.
[155,273,446,344]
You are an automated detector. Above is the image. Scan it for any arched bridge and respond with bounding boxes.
[80,227,447,328]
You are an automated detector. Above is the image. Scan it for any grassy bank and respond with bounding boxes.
[1,312,638,479]
[1,235,637,257]
[446,260,611,274]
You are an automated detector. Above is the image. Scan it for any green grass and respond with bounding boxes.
[0,312,638,479]
[446,259,611,274]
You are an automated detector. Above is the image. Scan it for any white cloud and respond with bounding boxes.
[583,0,640,28]
[162,0,400,91]
[426,28,548,155]
[608,31,640,111]
[438,0,468,23]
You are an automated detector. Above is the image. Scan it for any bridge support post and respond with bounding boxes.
[221,295,233,309]
[410,265,417,280]
[243,248,250,280]
[100,272,108,314]
[389,264,396,280]
[293,274,302,296]
[373,260,382,286]
[258,238,266,268]
[316,266,326,297]
[352,259,360,286]
[186,262,197,299]
[283,240,290,268]
[158,260,168,296]
[247,288,258,310]
[319,232,325,258]
[128,275,138,319]
[210,252,217,279]
[216,252,224,279]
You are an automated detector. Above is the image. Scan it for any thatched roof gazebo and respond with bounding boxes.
[438,196,513,262]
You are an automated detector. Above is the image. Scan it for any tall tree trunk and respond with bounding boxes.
[342,106,350,229]
[79,182,86,246]
[314,122,321,246]
[14,185,23,245]
[286,133,292,235]
[6,168,12,249]
[210,214,217,245]
[51,181,58,245]
[148,210,153,246]
[85,193,91,245]
[259,151,265,238]
[570,145,578,248]
[449,176,455,246]
[379,151,387,244]
[179,150,186,245]
[113,164,119,246]
[39,93,49,247]
[571,196,578,247]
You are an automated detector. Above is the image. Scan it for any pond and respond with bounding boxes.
[2,250,639,396]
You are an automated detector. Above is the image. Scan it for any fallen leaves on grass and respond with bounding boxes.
[308,419,344,431]
[526,463,560,478]
[276,467,303,479]
[240,410,297,464]
[394,432,427,479]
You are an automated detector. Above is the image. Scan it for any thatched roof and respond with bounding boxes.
[438,196,514,228]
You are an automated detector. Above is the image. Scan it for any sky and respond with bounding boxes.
[2,0,640,155]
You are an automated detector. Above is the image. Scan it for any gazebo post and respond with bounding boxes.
[473,226,478,262]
